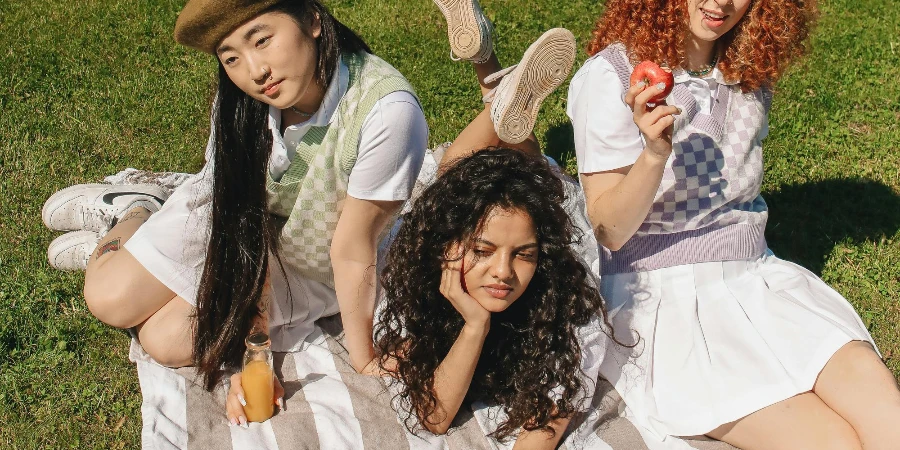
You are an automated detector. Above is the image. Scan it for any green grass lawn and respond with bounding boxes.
[1,0,898,447]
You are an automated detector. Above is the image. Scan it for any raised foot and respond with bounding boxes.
[490,28,576,144]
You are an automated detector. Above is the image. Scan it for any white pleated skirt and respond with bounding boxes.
[598,250,877,438]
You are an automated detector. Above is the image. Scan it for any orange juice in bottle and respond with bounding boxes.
[241,332,274,422]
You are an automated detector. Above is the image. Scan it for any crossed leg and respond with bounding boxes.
[708,341,900,450]
[83,207,194,367]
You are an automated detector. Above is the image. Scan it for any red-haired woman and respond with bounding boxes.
[567,0,900,448]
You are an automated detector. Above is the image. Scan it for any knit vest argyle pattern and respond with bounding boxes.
[597,44,772,274]
[265,51,417,287]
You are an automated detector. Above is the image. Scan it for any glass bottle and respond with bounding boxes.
[241,332,274,422]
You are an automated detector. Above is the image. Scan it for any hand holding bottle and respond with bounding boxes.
[226,370,285,427]
[226,332,285,427]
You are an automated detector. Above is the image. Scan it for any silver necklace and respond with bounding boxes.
[289,106,314,117]
[686,51,719,77]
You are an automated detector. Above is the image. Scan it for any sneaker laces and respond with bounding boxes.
[449,44,494,65]
[481,64,518,103]
[79,247,92,269]
[80,206,116,233]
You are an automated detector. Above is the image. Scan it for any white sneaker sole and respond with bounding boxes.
[492,28,576,144]
[433,0,484,61]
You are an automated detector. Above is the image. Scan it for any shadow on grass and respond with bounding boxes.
[543,121,575,169]
[764,178,900,274]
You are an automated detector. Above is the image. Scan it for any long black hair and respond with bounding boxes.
[193,0,370,390]
[375,149,618,439]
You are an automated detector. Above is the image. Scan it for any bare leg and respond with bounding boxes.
[814,341,900,450]
[472,53,502,97]
[83,206,194,367]
[136,296,194,368]
[707,392,862,450]
[705,340,900,449]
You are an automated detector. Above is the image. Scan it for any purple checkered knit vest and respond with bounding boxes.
[598,44,772,275]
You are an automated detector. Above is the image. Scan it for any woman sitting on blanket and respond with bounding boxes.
[44,0,430,401]
[45,0,427,395]
[568,0,900,447]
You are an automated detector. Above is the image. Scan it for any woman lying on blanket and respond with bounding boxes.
[375,148,615,448]
[356,1,616,447]
[568,0,900,447]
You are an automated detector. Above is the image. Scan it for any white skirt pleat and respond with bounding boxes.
[598,250,877,438]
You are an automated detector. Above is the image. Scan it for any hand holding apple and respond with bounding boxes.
[629,61,674,104]
[623,61,681,161]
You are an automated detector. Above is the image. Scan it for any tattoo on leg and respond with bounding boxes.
[116,210,147,226]
[96,238,122,259]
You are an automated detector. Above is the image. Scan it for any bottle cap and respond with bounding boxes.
[245,332,271,348]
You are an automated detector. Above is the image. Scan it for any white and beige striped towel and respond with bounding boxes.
[130,314,735,450]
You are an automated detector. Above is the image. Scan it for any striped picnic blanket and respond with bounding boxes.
[111,155,737,450]
[131,314,736,450]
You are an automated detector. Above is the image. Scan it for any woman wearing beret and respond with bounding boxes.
[41,0,579,426]
[44,0,428,388]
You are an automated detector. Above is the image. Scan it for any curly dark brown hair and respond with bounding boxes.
[586,0,818,92]
[375,148,613,440]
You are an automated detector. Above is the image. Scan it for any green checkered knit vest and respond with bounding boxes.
[265,51,418,288]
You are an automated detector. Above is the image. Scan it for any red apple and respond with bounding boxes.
[629,61,674,104]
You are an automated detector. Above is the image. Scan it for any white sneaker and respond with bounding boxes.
[42,184,167,233]
[47,230,100,272]
[433,0,494,64]
[486,28,576,144]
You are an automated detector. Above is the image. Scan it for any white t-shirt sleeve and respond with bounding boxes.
[567,56,645,174]
[347,91,428,201]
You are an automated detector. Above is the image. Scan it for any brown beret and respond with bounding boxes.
[174,0,282,54]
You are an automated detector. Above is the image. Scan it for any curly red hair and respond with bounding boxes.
[586,0,818,92]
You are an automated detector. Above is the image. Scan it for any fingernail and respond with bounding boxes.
[238,394,246,407]
[228,418,237,427]
[676,107,683,114]
[637,80,646,87]
[656,82,666,91]
[277,397,285,411]
[239,416,248,428]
